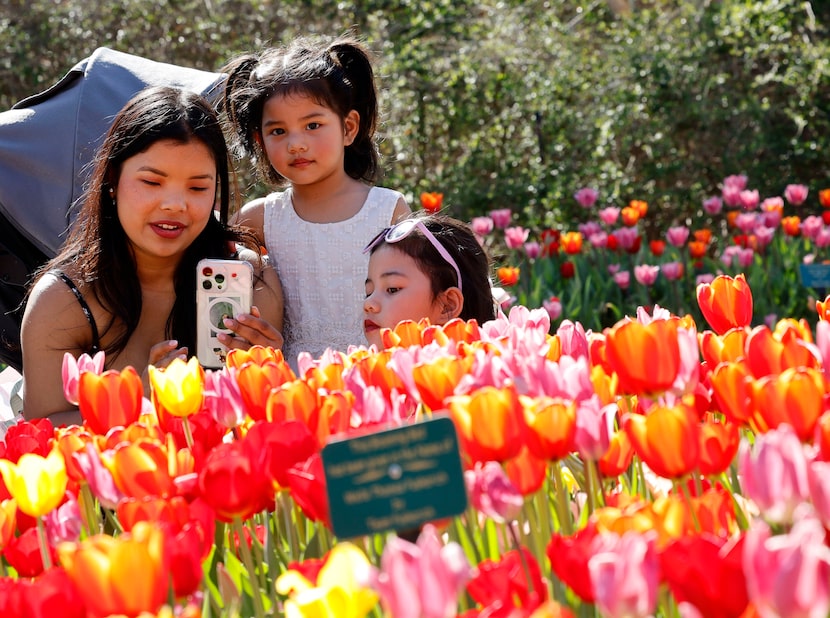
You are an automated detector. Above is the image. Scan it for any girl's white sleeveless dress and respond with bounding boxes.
[262,186,401,369]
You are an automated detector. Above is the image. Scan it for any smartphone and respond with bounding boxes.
[196,258,254,369]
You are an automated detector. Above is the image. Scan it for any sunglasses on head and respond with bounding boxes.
[363,219,463,291]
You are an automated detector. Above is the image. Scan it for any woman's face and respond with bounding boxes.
[363,244,446,348]
[115,138,217,266]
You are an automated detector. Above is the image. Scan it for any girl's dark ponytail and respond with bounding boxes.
[328,40,379,183]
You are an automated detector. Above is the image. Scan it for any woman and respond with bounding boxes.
[21,86,284,425]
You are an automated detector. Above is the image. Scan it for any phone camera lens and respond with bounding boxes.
[202,280,212,290]
[202,267,213,276]
[215,274,225,284]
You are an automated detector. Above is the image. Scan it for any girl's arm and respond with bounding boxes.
[230,197,268,246]
[19,275,92,425]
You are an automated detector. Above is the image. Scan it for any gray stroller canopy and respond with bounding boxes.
[0,47,224,256]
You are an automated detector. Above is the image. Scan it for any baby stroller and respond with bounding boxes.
[0,47,224,371]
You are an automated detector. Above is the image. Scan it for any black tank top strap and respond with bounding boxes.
[51,270,101,354]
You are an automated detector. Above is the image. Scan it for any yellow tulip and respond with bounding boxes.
[149,357,204,417]
[0,447,67,517]
[276,543,378,618]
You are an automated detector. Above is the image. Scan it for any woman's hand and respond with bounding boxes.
[142,340,188,395]
[217,306,284,351]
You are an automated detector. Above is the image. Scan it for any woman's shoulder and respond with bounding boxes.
[22,270,96,344]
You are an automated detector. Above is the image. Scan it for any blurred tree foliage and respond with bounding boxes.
[1,0,828,234]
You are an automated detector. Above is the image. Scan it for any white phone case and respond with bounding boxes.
[196,258,254,369]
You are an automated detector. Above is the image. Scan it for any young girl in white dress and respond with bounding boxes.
[222,35,409,369]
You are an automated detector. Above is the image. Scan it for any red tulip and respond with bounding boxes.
[467,547,547,614]
[197,440,272,523]
[547,523,600,602]
[660,533,748,618]
[420,191,444,213]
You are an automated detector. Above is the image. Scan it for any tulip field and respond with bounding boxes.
[2,176,830,617]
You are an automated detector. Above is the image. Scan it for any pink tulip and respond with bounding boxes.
[665,226,690,247]
[524,241,541,259]
[578,221,602,237]
[599,207,620,225]
[489,208,512,229]
[737,247,754,268]
[753,226,775,248]
[589,531,660,618]
[761,196,784,211]
[543,296,562,321]
[807,459,830,529]
[720,246,742,268]
[464,461,523,523]
[61,350,105,406]
[734,212,758,233]
[588,232,608,249]
[504,226,530,249]
[613,227,639,251]
[743,512,830,618]
[574,187,599,208]
[784,184,809,206]
[203,367,246,428]
[739,189,760,210]
[73,443,125,510]
[660,261,684,281]
[372,524,471,618]
[471,216,494,237]
[801,215,823,241]
[695,273,715,286]
[738,423,810,525]
[762,209,782,228]
[555,320,587,360]
[722,184,743,208]
[613,271,630,290]
[45,491,82,545]
[723,174,748,190]
[634,264,660,287]
[574,396,614,461]
[702,196,723,215]
[815,227,830,249]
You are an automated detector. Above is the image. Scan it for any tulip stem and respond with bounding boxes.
[36,516,53,570]
[80,483,101,536]
[508,525,536,598]
[182,416,195,450]
[551,463,573,535]
[233,517,266,618]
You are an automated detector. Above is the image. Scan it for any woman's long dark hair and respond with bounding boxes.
[221,34,380,186]
[31,86,258,361]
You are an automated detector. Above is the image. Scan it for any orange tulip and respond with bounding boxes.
[55,425,95,483]
[744,323,820,379]
[380,318,449,349]
[504,446,549,496]
[604,318,680,396]
[696,274,753,335]
[350,350,408,399]
[630,199,648,217]
[420,191,444,213]
[57,521,169,618]
[692,228,713,245]
[107,439,177,499]
[598,429,634,478]
[497,266,520,287]
[624,401,700,479]
[78,366,144,435]
[816,412,830,461]
[412,356,470,411]
[781,215,801,236]
[687,241,708,260]
[750,367,826,441]
[439,317,483,344]
[236,360,296,421]
[449,384,526,464]
[817,295,830,322]
[560,231,583,255]
[698,327,748,368]
[709,359,754,425]
[820,188,830,208]
[521,396,576,461]
[697,416,740,475]
[620,206,640,226]
[266,379,318,424]
[116,495,191,533]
